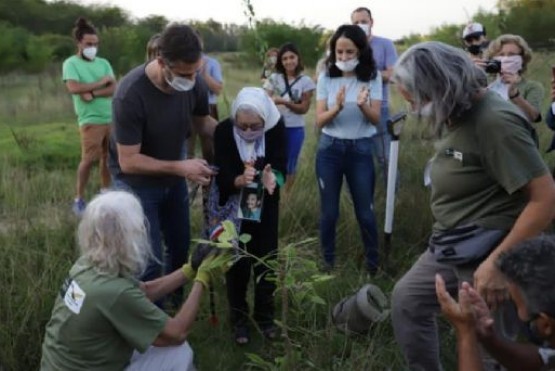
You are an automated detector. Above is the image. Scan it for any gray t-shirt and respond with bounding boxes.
[263,73,315,128]
[430,90,548,231]
[108,64,209,187]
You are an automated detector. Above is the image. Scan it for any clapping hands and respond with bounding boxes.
[357,86,369,106]
[262,164,276,195]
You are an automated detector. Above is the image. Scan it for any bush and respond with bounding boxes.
[240,19,326,67]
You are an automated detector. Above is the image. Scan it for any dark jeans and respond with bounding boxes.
[113,178,190,303]
[315,133,379,271]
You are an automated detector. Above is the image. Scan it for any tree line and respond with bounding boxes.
[0,0,327,75]
[398,0,555,51]
[0,0,554,75]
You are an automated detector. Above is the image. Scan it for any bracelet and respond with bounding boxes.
[509,90,520,100]
[90,91,95,98]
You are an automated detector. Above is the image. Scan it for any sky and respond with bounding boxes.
[69,0,499,40]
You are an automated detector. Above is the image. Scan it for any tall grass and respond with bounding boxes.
[1,51,555,370]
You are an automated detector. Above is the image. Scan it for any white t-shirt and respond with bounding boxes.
[263,73,316,128]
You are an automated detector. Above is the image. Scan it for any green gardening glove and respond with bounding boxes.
[181,263,195,281]
[194,252,234,289]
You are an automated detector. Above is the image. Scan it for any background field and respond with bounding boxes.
[1,52,555,370]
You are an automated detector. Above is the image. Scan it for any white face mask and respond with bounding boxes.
[357,23,371,36]
[335,58,359,72]
[82,47,97,60]
[165,71,195,92]
[493,55,523,75]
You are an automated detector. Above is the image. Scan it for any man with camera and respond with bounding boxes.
[462,22,490,61]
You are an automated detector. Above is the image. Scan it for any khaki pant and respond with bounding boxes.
[79,124,111,163]
[391,250,519,371]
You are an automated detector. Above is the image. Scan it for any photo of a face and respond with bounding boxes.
[238,184,264,222]
[246,193,259,210]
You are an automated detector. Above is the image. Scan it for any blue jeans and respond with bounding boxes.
[113,179,190,283]
[372,105,392,186]
[285,127,305,175]
[315,134,379,271]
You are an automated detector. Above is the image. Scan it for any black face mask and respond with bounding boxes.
[467,43,486,56]
[467,44,481,55]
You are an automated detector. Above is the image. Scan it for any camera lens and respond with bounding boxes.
[484,60,501,74]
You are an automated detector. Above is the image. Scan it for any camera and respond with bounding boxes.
[484,59,501,74]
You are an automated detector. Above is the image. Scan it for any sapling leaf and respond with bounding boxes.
[239,233,252,244]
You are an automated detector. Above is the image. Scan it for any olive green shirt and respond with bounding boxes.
[515,78,544,114]
[430,91,548,231]
[41,257,168,371]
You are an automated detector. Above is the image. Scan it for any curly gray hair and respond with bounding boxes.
[392,41,484,138]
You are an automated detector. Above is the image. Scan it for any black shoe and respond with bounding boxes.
[261,324,279,340]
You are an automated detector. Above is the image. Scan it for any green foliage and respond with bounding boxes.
[498,0,555,49]
[240,19,326,67]
[24,35,54,73]
[0,22,30,73]
[0,0,245,74]
[192,19,244,53]
[0,0,128,36]
[99,26,144,76]
[38,33,74,61]
[427,23,463,47]
[473,8,503,41]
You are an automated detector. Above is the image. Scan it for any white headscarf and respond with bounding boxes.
[230,87,281,163]
[231,87,281,132]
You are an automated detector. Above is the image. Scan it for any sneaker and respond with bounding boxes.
[72,198,86,217]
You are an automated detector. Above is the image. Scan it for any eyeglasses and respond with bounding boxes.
[236,122,264,131]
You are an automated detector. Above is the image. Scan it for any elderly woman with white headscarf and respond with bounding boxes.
[213,87,286,345]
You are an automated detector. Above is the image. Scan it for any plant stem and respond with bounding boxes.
[279,246,293,367]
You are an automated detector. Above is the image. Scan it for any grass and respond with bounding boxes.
[1,51,555,370]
